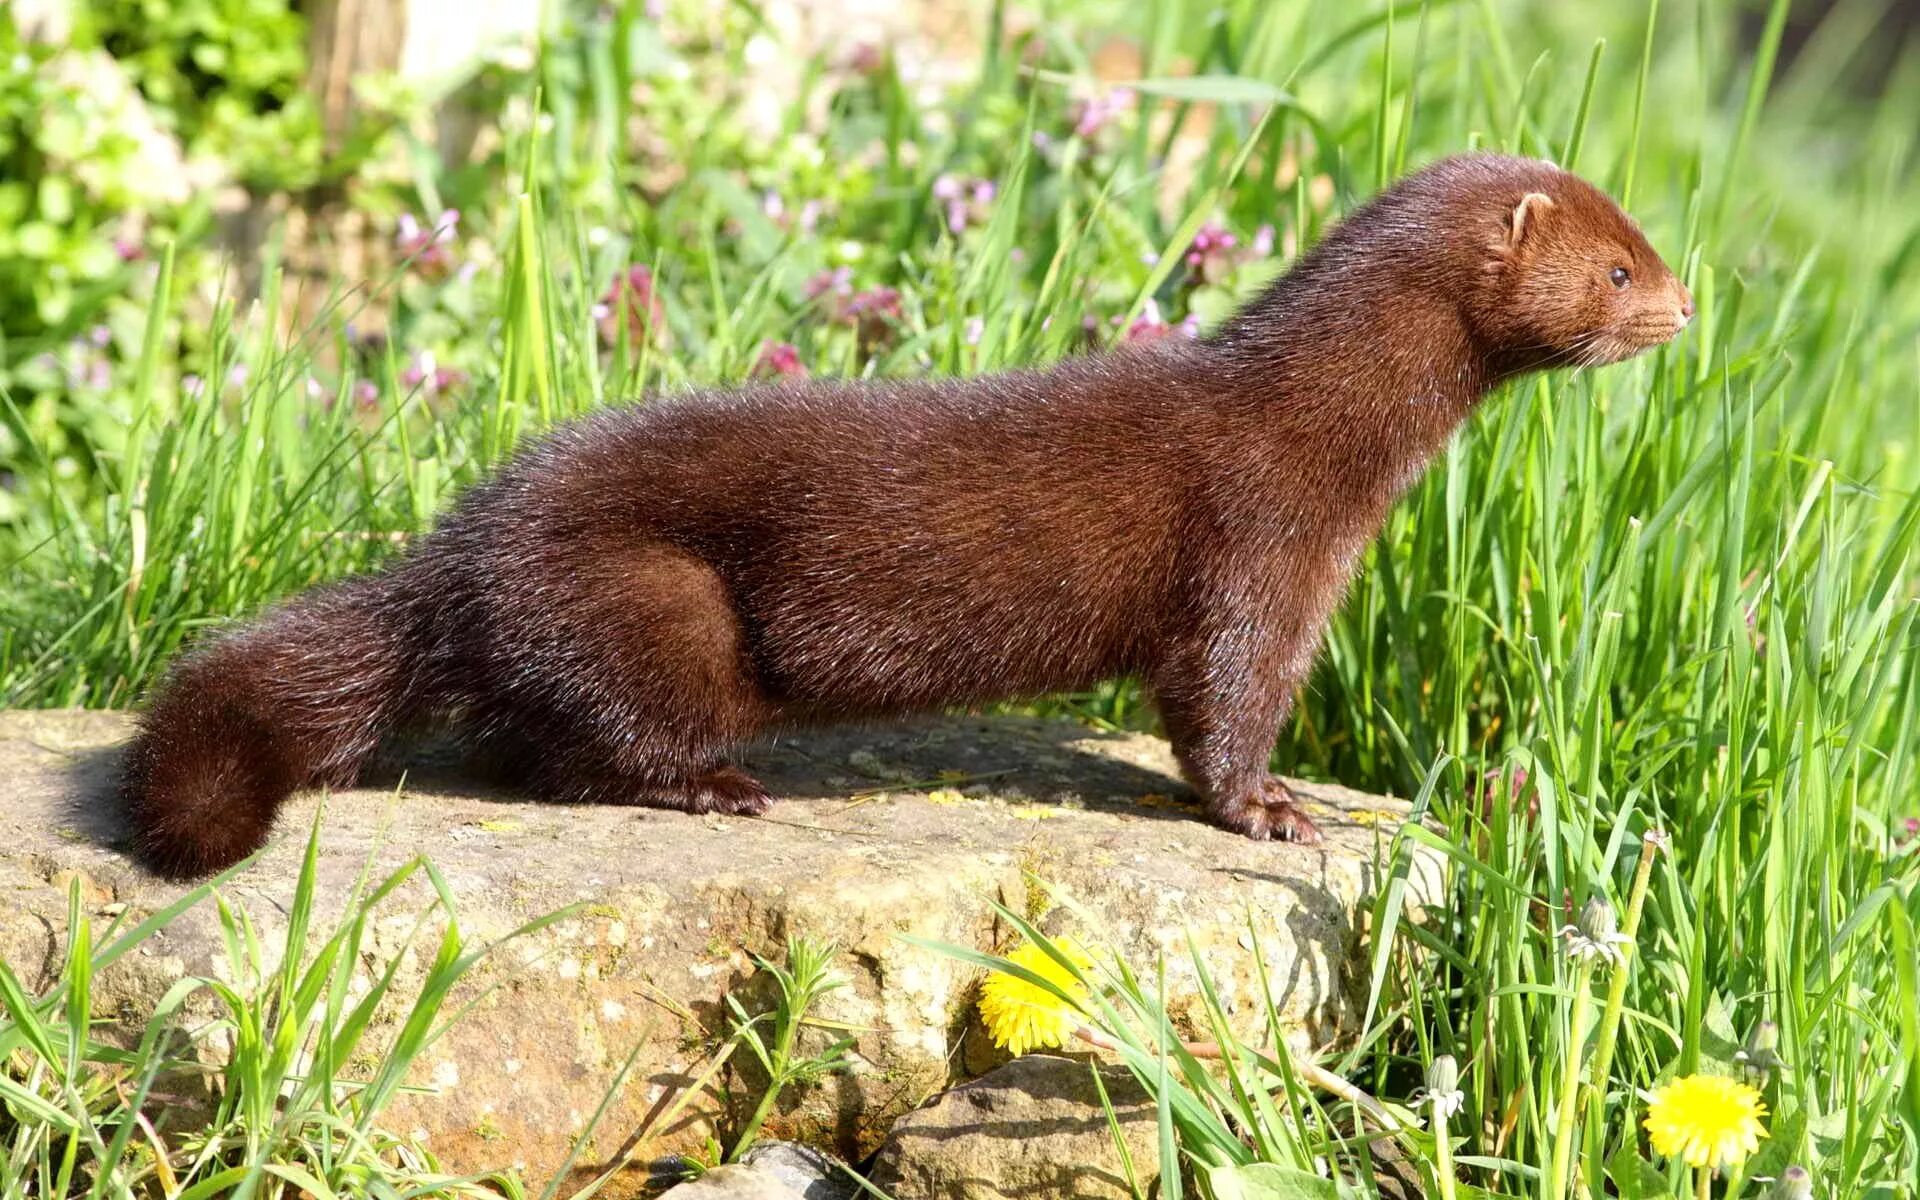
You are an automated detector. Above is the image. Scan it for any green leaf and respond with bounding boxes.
[1205,1162,1343,1200]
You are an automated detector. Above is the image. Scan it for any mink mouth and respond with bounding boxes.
[1576,314,1689,365]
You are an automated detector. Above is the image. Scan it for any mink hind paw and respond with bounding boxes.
[1260,777,1324,845]
[688,764,775,816]
[557,762,774,816]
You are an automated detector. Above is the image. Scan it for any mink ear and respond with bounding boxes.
[1505,192,1554,251]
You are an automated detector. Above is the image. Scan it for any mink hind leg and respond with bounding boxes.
[468,542,776,816]
[1152,634,1323,845]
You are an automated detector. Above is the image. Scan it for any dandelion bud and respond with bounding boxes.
[1768,1166,1811,1200]
[1558,895,1633,967]
[1418,1054,1465,1119]
[1579,896,1618,943]
[1736,1020,1785,1078]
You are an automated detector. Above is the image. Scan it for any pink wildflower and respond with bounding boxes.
[396,209,460,280]
[931,175,996,234]
[1118,299,1173,343]
[752,340,807,379]
[597,264,668,347]
[1071,88,1133,139]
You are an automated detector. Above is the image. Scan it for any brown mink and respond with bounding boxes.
[121,153,1692,878]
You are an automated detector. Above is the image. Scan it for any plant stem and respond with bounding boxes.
[1070,1024,1405,1131]
[1588,835,1662,1092]
[1697,1165,1713,1200]
[1434,1107,1457,1200]
[1583,833,1666,1174]
[728,1010,798,1163]
[1547,959,1597,1200]
[728,1070,786,1164]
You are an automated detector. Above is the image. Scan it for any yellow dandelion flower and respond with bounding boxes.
[977,939,1094,1056]
[1643,1074,1769,1169]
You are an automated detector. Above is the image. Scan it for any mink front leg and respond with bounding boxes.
[1153,615,1324,845]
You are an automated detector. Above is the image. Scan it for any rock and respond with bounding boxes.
[871,1055,1159,1200]
[659,1164,806,1199]
[0,710,1439,1197]
[741,1141,857,1200]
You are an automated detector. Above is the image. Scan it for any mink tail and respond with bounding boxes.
[120,571,429,878]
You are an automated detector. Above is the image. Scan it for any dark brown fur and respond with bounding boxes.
[122,154,1692,877]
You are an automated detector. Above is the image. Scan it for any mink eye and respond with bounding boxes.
[1608,266,1632,289]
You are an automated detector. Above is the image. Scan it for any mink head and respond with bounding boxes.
[1449,156,1693,372]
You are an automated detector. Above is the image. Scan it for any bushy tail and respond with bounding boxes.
[121,572,425,878]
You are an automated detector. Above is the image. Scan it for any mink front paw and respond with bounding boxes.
[1261,777,1324,845]
[1208,792,1279,840]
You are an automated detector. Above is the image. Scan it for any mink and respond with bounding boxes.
[121,153,1693,878]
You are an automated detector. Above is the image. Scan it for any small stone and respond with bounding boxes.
[871,1056,1161,1200]
[658,1164,805,1199]
[741,1140,858,1200]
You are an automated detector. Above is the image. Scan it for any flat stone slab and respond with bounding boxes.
[0,709,1438,1194]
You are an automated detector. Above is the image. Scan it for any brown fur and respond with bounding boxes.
[122,153,1691,878]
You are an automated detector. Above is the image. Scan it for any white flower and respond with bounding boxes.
[1413,1054,1465,1120]
[1559,896,1634,968]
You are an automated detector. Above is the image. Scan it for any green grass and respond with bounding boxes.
[0,820,859,1199]
[0,819,573,1199]
[2,0,1918,1197]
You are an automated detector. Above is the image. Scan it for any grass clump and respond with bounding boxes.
[0,816,580,1198]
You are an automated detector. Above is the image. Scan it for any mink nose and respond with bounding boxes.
[1676,285,1695,323]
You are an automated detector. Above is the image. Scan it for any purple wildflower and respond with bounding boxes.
[1185,222,1240,284]
[751,340,807,379]
[596,265,667,347]
[353,379,380,409]
[1071,87,1133,139]
[396,209,460,280]
[88,325,112,348]
[1474,765,1537,821]
[844,287,901,321]
[931,175,996,234]
[763,195,824,235]
[1118,300,1173,343]
[843,286,902,349]
[805,267,854,302]
[401,351,469,396]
